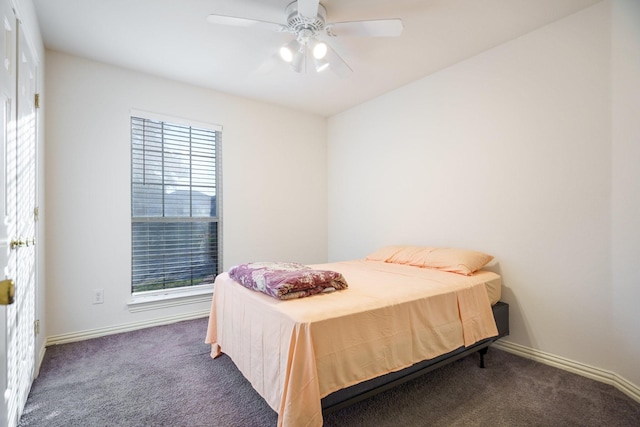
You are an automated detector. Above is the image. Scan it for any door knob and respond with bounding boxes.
[10,238,34,249]
[10,239,25,250]
[0,279,14,305]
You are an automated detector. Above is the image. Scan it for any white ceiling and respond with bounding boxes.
[33,0,601,117]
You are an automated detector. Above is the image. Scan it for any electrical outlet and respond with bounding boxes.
[93,289,104,304]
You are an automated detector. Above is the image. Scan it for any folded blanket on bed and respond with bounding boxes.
[228,262,349,300]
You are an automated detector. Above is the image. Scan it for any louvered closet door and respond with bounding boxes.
[0,1,17,425]
[1,13,37,427]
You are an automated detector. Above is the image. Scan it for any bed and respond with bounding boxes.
[205,247,509,427]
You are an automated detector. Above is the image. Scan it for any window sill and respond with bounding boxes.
[127,285,213,313]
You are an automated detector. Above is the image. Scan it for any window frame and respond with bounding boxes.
[128,110,222,307]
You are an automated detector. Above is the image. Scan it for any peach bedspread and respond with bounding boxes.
[205,259,499,427]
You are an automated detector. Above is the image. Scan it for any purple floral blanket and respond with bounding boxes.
[228,262,349,300]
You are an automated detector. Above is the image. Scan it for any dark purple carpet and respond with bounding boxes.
[19,317,640,426]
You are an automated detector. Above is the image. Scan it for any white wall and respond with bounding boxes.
[611,0,640,388]
[44,51,327,337]
[328,0,639,387]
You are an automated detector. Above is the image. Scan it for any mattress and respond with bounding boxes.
[206,259,500,427]
[473,269,501,305]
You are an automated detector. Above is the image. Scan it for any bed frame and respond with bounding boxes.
[321,301,509,414]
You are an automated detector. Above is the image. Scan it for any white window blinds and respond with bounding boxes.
[131,115,221,292]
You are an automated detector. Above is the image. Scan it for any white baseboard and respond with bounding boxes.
[45,310,210,346]
[493,340,640,404]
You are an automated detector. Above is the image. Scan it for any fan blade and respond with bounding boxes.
[315,37,352,77]
[327,49,352,77]
[297,0,320,19]
[327,19,403,37]
[206,14,285,32]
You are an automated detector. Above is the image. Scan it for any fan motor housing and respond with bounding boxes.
[285,1,326,33]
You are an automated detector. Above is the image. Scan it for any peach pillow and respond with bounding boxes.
[420,247,493,275]
[384,246,435,265]
[366,246,493,275]
[365,245,406,262]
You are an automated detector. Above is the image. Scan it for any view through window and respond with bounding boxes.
[131,114,221,293]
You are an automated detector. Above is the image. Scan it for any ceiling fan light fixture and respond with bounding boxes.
[312,41,327,59]
[290,46,306,72]
[279,39,301,63]
[279,47,293,63]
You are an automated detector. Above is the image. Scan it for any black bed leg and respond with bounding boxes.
[478,347,488,368]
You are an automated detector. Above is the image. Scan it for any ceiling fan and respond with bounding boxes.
[206,0,403,75]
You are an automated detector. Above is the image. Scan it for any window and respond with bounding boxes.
[131,113,221,294]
